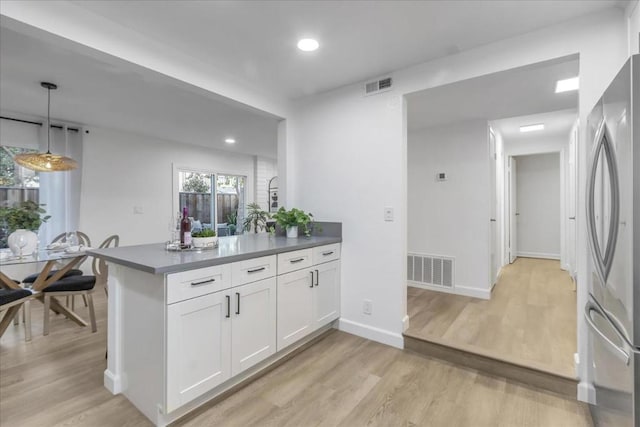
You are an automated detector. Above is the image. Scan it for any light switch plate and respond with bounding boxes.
[384,207,394,221]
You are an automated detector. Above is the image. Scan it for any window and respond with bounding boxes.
[0,146,40,248]
[174,168,246,236]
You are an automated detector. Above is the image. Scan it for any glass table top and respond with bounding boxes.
[0,248,87,266]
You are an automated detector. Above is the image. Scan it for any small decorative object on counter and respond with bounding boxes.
[180,206,192,247]
[191,228,218,248]
[271,207,315,238]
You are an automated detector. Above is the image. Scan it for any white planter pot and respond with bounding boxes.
[8,229,38,257]
[286,226,298,239]
[191,236,218,248]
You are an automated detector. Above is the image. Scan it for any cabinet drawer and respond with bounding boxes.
[277,248,313,275]
[231,255,276,287]
[166,264,232,304]
[312,243,341,265]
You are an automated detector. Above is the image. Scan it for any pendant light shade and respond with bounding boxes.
[14,82,78,172]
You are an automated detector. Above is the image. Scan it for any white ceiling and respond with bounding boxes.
[0,26,280,158]
[70,0,627,99]
[406,56,579,131]
[491,109,578,142]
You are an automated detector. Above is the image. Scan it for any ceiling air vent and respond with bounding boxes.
[364,77,393,96]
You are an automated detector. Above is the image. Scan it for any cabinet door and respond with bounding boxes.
[166,291,231,412]
[313,260,341,328]
[231,277,277,376]
[277,268,314,351]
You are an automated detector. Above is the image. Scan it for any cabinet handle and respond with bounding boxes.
[236,292,240,315]
[322,251,334,256]
[247,267,266,273]
[191,278,215,286]
[309,271,314,288]
[315,269,319,286]
[290,258,305,263]
[226,295,230,318]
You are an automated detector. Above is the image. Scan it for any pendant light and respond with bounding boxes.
[14,82,78,172]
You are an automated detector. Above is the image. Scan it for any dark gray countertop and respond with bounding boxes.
[87,234,342,275]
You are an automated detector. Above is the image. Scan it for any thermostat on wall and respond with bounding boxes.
[436,172,448,181]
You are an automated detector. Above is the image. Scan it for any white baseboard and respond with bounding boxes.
[104,369,121,394]
[338,318,404,349]
[578,381,596,404]
[517,251,560,260]
[408,282,491,300]
[402,314,410,332]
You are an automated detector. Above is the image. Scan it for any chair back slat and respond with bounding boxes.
[93,235,119,285]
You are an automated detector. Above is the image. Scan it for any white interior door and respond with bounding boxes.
[508,157,518,263]
[567,126,578,276]
[489,130,499,284]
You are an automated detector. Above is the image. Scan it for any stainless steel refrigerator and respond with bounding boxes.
[585,54,639,427]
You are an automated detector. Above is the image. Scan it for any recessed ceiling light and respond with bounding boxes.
[297,38,319,52]
[520,124,545,133]
[555,77,579,93]
[225,138,236,144]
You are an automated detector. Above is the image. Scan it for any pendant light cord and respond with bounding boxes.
[46,86,51,155]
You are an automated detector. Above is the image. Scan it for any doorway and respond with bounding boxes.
[404,56,579,378]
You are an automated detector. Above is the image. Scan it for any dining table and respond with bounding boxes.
[0,248,90,327]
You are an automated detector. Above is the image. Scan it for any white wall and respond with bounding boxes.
[408,120,491,298]
[79,126,256,246]
[515,153,561,259]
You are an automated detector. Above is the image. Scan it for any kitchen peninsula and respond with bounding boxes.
[89,227,342,426]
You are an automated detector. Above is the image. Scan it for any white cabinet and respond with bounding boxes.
[276,259,341,352]
[231,278,277,376]
[166,277,276,411]
[164,243,340,413]
[313,260,341,327]
[166,291,231,412]
[276,268,315,351]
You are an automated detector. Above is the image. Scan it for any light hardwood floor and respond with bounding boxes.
[1,282,591,426]
[406,257,577,378]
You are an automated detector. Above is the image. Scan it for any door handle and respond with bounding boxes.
[247,267,266,273]
[226,295,230,318]
[515,213,520,216]
[309,271,314,288]
[569,217,576,220]
[290,258,305,264]
[490,219,496,222]
[314,269,319,286]
[235,292,240,315]
[584,301,630,365]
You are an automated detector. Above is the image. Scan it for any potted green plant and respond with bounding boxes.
[226,211,237,236]
[0,200,50,254]
[191,228,218,248]
[243,203,269,234]
[271,207,314,238]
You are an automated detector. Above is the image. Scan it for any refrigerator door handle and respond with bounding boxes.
[585,301,630,365]
[585,119,620,284]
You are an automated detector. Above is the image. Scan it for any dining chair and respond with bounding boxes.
[0,287,33,341]
[42,234,119,335]
[97,235,119,296]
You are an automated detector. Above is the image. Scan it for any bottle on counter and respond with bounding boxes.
[180,206,192,247]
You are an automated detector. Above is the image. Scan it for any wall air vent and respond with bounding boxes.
[407,253,455,289]
[364,77,393,96]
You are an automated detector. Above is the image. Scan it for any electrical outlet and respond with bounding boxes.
[133,206,144,214]
[363,299,373,315]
